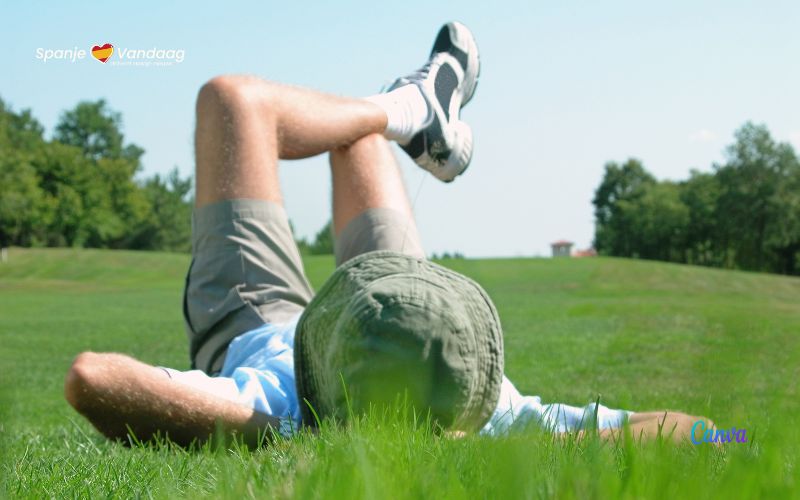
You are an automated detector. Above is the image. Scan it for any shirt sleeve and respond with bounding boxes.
[480,376,634,437]
[160,366,300,437]
[160,368,242,404]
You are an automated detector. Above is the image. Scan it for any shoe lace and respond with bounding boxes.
[391,61,433,88]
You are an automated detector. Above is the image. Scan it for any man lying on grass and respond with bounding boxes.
[64,22,712,447]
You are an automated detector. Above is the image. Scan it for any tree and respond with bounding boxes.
[310,219,334,255]
[0,95,193,252]
[592,123,800,275]
[680,170,721,266]
[54,100,144,164]
[34,141,98,246]
[0,99,49,247]
[288,219,312,255]
[592,159,656,257]
[128,168,193,251]
[619,182,689,262]
[0,155,46,247]
[715,122,800,273]
[48,100,150,248]
[0,97,45,150]
[770,165,800,274]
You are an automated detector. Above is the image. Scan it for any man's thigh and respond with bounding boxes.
[334,207,425,266]
[184,199,314,374]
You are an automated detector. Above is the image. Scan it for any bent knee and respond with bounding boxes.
[196,74,268,115]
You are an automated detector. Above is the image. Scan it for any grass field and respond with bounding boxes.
[1,248,799,498]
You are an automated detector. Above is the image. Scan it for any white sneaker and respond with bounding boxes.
[389,21,480,182]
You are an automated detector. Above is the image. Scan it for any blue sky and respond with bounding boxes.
[2,1,798,257]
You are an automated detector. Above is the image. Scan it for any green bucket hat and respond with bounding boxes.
[294,250,504,431]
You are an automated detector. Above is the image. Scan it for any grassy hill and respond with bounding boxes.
[1,248,798,498]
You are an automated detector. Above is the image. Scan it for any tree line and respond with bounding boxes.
[593,122,800,275]
[0,97,192,251]
[4,98,797,272]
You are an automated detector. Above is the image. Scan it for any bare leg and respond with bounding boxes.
[194,75,387,207]
[329,134,418,236]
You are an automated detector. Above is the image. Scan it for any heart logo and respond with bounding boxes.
[91,43,114,63]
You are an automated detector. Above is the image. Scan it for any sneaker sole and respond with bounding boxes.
[444,21,480,108]
[440,120,473,183]
[438,22,479,182]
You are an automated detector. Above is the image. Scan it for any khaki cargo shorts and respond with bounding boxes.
[183,199,424,374]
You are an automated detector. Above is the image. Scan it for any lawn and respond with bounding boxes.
[1,248,798,498]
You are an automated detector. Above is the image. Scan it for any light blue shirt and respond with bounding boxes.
[166,315,632,436]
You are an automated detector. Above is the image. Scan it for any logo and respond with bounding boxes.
[35,46,86,63]
[691,420,748,444]
[35,43,185,66]
[113,47,185,66]
[91,43,114,63]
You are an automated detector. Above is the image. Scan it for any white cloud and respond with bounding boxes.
[689,129,718,143]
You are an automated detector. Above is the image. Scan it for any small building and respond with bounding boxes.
[551,240,573,258]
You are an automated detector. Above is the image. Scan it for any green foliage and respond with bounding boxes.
[294,219,334,255]
[680,170,721,266]
[619,182,689,262]
[593,122,800,275]
[129,169,193,252]
[296,222,469,259]
[715,123,800,274]
[0,157,45,246]
[0,96,191,251]
[309,219,334,255]
[431,251,465,259]
[54,99,144,164]
[592,159,656,257]
[0,98,45,149]
[1,249,799,497]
